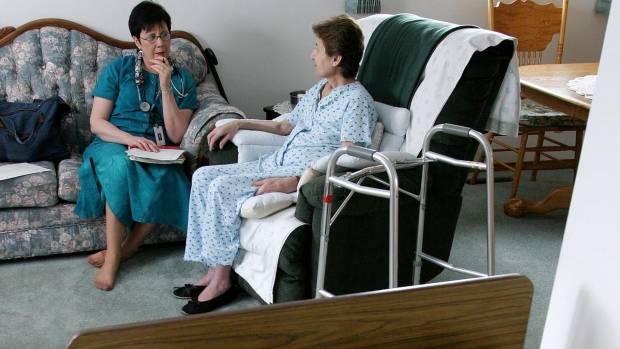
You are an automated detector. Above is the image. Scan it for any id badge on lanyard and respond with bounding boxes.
[154,124,166,146]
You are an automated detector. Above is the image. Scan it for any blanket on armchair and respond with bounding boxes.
[357,13,474,108]
[358,14,520,156]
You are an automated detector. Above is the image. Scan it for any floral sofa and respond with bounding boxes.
[0,19,244,260]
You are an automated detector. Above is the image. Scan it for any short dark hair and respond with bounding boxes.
[128,1,172,39]
[311,14,364,79]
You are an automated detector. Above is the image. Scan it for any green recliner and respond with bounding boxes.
[203,14,516,303]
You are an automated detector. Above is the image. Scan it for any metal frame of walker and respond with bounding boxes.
[315,123,495,299]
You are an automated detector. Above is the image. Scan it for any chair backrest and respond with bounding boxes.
[488,0,569,65]
[356,14,515,194]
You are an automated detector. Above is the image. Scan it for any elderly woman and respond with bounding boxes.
[74,1,198,291]
[176,14,377,314]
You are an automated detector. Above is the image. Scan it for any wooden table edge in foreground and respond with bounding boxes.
[67,274,533,349]
[504,63,598,217]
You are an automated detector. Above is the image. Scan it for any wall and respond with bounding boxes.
[0,0,608,119]
[540,1,620,347]
[382,0,608,64]
[0,0,341,119]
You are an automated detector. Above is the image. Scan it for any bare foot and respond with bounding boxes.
[94,262,119,291]
[87,250,106,267]
[86,248,137,268]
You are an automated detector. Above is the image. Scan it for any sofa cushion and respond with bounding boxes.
[57,154,83,202]
[0,161,58,208]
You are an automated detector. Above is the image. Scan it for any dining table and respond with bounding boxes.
[503,62,598,218]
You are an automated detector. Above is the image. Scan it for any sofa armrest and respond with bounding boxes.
[181,83,245,167]
[182,112,243,159]
[199,131,239,166]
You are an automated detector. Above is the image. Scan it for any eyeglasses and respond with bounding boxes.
[140,31,171,44]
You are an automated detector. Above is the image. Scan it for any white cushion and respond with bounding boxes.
[236,144,281,163]
[373,101,410,151]
[239,165,321,219]
[370,121,384,150]
[232,130,287,148]
[379,133,407,152]
[297,165,323,191]
[216,115,289,162]
[240,192,298,219]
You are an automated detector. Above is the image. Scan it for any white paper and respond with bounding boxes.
[0,163,51,181]
[126,148,184,161]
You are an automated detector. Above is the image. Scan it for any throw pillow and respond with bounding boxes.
[240,192,297,219]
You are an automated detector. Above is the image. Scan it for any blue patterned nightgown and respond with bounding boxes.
[184,79,377,267]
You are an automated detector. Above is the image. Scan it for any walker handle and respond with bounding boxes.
[442,124,472,138]
[345,145,376,161]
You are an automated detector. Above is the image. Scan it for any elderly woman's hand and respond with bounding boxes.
[251,177,299,195]
[207,121,240,151]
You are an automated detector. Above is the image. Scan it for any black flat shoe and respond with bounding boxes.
[181,287,237,315]
[173,284,207,299]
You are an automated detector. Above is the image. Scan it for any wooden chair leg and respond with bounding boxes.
[511,131,529,199]
[530,130,545,182]
[469,132,494,185]
[573,128,584,181]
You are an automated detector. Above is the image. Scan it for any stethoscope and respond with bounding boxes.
[135,52,189,113]
[136,66,190,114]
[169,69,189,99]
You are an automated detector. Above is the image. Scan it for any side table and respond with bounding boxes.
[263,106,281,120]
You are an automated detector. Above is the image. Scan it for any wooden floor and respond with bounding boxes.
[68,274,533,349]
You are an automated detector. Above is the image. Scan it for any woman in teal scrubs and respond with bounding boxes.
[75,1,198,291]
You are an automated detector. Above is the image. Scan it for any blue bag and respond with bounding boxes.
[0,95,71,162]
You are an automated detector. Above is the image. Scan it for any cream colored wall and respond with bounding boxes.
[541,1,620,347]
[0,0,608,119]
[0,0,342,118]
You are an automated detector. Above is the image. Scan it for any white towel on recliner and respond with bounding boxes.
[233,207,306,304]
[405,28,520,156]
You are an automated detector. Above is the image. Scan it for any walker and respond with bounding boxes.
[315,123,496,298]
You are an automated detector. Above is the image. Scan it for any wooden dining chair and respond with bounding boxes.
[470,0,585,200]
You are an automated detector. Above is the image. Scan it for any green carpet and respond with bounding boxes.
[0,243,261,348]
[0,169,570,349]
